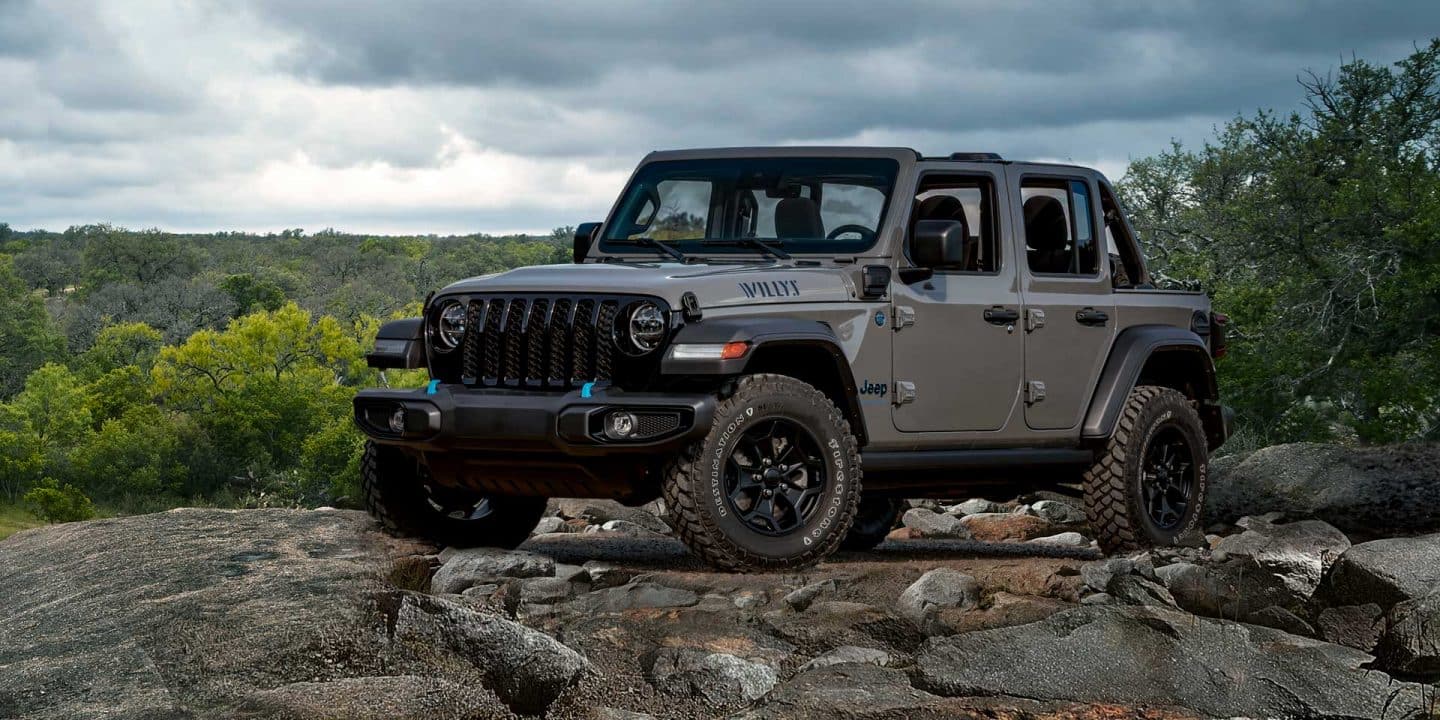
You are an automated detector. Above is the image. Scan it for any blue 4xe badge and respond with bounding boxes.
[858,380,888,398]
[874,310,886,327]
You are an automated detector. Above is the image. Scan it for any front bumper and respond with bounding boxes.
[353,383,716,457]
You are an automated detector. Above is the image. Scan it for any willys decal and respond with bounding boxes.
[737,279,801,299]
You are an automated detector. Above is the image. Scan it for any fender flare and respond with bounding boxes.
[1081,324,1219,441]
[661,317,866,443]
[365,317,425,369]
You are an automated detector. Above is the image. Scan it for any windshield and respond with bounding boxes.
[600,157,899,256]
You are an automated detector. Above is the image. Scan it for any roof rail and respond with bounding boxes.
[949,152,1004,161]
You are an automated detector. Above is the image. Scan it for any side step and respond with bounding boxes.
[859,448,1094,498]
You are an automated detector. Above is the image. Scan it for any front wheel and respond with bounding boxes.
[361,441,546,549]
[1083,385,1209,553]
[663,374,862,571]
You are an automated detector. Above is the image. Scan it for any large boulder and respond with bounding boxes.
[914,605,1432,718]
[1323,533,1440,609]
[898,508,969,539]
[734,663,942,719]
[645,647,776,706]
[1206,442,1440,534]
[958,512,1056,542]
[1374,589,1440,681]
[897,568,980,627]
[546,499,671,535]
[1157,518,1349,617]
[430,548,555,594]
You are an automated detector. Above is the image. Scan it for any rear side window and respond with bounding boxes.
[1021,179,1098,275]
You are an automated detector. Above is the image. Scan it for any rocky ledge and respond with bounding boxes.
[3,446,1440,719]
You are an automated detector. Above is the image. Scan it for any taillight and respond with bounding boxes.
[1210,312,1229,359]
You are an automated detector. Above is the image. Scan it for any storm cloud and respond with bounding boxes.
[2,0,1437,233]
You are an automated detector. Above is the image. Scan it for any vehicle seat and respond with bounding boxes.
[1024,196,1071,273]
[776,197,824,239]
[914,195,975,269]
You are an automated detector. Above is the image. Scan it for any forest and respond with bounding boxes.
[1,42,1437,531]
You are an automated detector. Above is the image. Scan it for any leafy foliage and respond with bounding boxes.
[1118,40,1440,446]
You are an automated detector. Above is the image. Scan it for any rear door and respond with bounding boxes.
[1010,169,1116,430]
[891,164,1024,432]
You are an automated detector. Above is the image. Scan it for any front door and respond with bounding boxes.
[1011,172,1117,430]
[892,168,1024,432]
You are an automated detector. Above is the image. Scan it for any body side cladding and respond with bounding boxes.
[661,317,868,444]
[1082,324,1223,446]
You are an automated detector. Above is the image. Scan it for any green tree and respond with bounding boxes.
[0,255,65,396]
[22,478,96,523]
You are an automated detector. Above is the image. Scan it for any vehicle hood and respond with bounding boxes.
[437,261,856,310]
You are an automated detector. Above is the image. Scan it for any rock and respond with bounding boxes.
[553,563,588,583]
[1245,605,1315,637]
[736,663,942,719]
[237,675,507,720]
[580,581,700,612]
[647,647,777,706]
[796,645,894,672]
[733,589,769,610]
[1081,556,1172,608]
[906,499,942,512]
[1106,575,1177,608]
[582,560,632,589]
[898,568,980,627]
[1030,500,1086,525]
[1375,589,1440,680]
[1324,533,1440,609]
[600,519,663,537]
[547,498,671,534]
[392,593,589,714]
[939,592,1071,634]
[1206,442,1440,535]
[914,605,1433,719]
[761,601,922,657]
[431,548,555,594]
[1316,603,1385,652]
[519,576,574,605]
[591,708,657,720]
[783,580,837,611]
[942,498,1005,516]
[533,516,567,535]
[1026,531,1090,547]
[1081,557,1157,592]
[1080,593,1113,605]
[899,508,970,539]
[1159,518,1349,618]
[958,512,1055,542]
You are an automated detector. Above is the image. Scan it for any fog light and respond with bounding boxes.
[605,411,637,440]
[388,407,407,434]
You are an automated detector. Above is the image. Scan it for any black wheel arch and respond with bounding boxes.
[1083,324,1225,449]
[661,317,868,445]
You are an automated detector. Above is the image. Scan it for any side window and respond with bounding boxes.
[1099,183,1145,288]
[910,175,999,272]
[1021,178,1098,275]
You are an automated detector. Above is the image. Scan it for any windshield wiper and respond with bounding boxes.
[607,237,689,262]
[699,238,791,260]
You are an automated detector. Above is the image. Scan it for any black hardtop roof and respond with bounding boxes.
[639,146,1105,177]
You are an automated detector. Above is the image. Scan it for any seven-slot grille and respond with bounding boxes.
[445,294,640,389]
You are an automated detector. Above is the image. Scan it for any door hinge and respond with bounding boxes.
[1026,380,1047,405]
[894,381,917,405]
[893,306,915,330]
[1026,308,1046,332]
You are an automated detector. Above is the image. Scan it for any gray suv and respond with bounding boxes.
[355,147,1231,571]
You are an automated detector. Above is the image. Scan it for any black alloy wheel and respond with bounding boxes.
[1140,427,1194,530]
[725,418,828,536]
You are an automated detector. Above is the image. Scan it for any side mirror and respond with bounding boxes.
[909,219,967,268]
[573,222,601,264]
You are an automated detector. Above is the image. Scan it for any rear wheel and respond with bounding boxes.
[1083,385,1209,553]
[840,495,902,551]
[361,441,546,549]
[663,374,862,571]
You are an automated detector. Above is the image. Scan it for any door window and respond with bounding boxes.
[910,175,999,272]
[1021,179,1098,275]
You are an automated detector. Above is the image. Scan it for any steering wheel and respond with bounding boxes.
[826,224,876,242]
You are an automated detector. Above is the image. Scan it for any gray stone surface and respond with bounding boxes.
[914,605,1432,719]
[897,568,980,626]
[236,675,508,720]
[1316,604,1385,652]
[1029,500,1086,525]
[1375,589,1440,680]
[942,498,1006,516]
[646,648,777,706]
[796,645,894,672]
[430,548,555,594]
[783,580,837,611]
[899,508,970,539]
[1324,533,1440,609]
[1159,518,1349,618]
[735,663,942,719]
[1206,442,1440,534]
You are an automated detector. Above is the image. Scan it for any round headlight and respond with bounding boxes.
[433,301,467,351]
[622,302,667,354]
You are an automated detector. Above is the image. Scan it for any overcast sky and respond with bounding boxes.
[2,1,1436,235]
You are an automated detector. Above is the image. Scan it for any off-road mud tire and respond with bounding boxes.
[361,441,546,549]
[1083,385,1209,554]
[840,495,902,551]
[663,374,863,571]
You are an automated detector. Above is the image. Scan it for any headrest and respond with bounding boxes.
[1023,196,1068,251]
[775,197,824,239]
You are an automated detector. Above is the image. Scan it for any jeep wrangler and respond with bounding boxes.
[354,147,1231,571]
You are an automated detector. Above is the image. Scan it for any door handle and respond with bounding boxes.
[983,306,1020,325]
[1076,307,1110,326]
